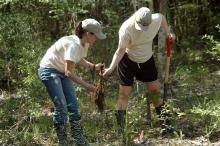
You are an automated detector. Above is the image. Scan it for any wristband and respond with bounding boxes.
[91,64,96,71]
[93,64,96,71]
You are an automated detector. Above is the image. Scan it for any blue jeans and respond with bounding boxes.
[38,67,80,124]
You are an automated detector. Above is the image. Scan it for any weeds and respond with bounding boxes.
[0,55,220,145]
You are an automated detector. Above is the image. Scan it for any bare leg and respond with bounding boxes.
[117,85,132,110]
[115,85,132,144]
[145,80,163,108]
[145,81,176,134]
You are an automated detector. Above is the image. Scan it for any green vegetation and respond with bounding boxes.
[0,0,220,145]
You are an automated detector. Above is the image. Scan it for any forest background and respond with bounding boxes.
[0,0,220,145]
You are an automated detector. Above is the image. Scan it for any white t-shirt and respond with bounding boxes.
[40,35,89,73]
[118,13,162,63]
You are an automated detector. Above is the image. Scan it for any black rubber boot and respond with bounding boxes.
[115,110,126,132]
[54,123,69,146]
[70,121,89,146]
[155,103,164,116]
[115,110,127,144]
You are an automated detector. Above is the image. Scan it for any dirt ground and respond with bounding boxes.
[133,137,220,146]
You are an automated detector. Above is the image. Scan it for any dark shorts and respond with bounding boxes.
[117,54,158,86]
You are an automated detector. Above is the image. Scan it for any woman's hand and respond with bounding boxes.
[102,67,113,77]
[86,83,97,92]
[171,33,176,42]
[94,63,104,71]
[167,33,176,43]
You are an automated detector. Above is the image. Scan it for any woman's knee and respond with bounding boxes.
[53,106,68,123]
[118,89,130,107]
[55,103,68,114]
[67,103,81,121]
[119,91,130,105]
[146,82,160,93]
[119,91,129,99]
[119,85,132,97]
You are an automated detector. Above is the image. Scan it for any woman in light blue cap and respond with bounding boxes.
[38,18,106,146]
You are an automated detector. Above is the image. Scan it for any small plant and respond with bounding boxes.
[202,25,220,62]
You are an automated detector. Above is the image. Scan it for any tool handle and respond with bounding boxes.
[165,57,170,83]
[165,35,172,83]
[164,35,173,101]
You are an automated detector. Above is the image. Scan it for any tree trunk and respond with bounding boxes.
[154,0,168,91]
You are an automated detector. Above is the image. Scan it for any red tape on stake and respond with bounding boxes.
[166,35,172,57]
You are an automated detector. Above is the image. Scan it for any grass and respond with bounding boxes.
[0,55,220,145]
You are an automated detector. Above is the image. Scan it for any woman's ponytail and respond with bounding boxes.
[75,21,86,39]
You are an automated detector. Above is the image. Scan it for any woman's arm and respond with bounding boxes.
[78,58,104,71]
[102,47,126,77]
[161,14,176,41]
[161,15,170,35]
[65,60,96,92]
[78,58,94,70]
